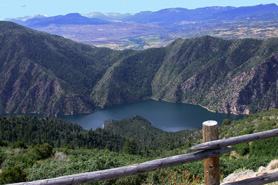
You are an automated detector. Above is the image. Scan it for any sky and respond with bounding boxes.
[1,0,278,19]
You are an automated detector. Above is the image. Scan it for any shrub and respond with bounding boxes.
[32,143,53,160]
[0,166,27,184]
[0,151,6,163]
[235,143,250,156]
[11,141,27,149]
[1,154,35,170]
[250,137,278,157]
[221,119,231,127]
[0,139,8,147]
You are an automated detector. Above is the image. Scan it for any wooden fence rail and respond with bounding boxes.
[222,171,278,185]
[11,148,235,185]
[8,121,278,185]
[190,128,278,151]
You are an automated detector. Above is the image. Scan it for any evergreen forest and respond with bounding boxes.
[1,108,278,184]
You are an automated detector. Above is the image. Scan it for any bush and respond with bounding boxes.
[1,154,35,170]
[221,119,231,127]
[0,166,27,184]
[0,151,6,163]
[11,141,27,149]
[0,139,8,147]
[235,143,250,156]
[116,173,147,185]
[32,143,53,160]
[250,137,278,157]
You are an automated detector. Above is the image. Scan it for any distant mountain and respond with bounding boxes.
[11,4,278,26]
[209,3,278,21]
[122,7,234,24]
[6,4,278,49]
[122,4,278,24]
[22,13,109,27]
[5,15,48,25]
[83,12,132,20]
[1,21,278,116]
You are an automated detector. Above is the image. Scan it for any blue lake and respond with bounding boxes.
[61,99,244,132]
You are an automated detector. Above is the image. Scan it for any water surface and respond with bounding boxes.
[62,100,244,132]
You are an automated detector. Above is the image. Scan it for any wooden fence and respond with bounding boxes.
[10,121,278,185]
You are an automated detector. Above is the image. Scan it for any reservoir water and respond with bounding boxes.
[61,99,244,132]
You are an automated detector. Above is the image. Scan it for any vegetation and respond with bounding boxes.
[1,22,278,116]
[103,115,201,154]
[1,108,278,184]
[0,115,125,152]
[92,35,278,115]
[220,108,278,157]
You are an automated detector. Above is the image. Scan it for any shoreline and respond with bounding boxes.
[150,97,244,116]
[0,98,245,118]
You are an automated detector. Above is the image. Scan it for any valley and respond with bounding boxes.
[0,108,278,184]
[1,3,278,184]
[1,21,278,116]
[31,20,278,50]
[7,4,278,50]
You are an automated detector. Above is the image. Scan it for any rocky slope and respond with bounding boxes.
[1,21,278,116]
[223,160,278,184]
[0,21,124,116]
[93,36,278,115]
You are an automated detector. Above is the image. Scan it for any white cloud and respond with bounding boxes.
[21,4,27,7]
[1,4,6,8]
[122,1,128,3]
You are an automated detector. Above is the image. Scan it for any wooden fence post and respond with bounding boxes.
[203,120,220,185]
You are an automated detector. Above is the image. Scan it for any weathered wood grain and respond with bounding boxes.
[221,171,278,185]
[203,120,220,185]
[10,148,235,185]
[190,128,278,151]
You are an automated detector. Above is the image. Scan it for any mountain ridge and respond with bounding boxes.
[91,36,278,115]
[5,4,278,50]
[0,22,121,116]
[1,22,278,116]
[9,4,277,23]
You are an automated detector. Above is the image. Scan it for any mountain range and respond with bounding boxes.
[5,4,278,49]
[9,4,278,25]
[1,21,278,116]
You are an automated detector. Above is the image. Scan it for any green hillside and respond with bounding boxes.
[0,115,125,151]
[1,109,278,184]
[1,21,278,116]
[103,115,201,153]
[93,36,278,115]
[0,21,127,116]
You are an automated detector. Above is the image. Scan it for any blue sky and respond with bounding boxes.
[1,0,277,19]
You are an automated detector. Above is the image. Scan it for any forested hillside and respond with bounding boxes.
[1,109,278,184]
[0,21,127,116]
[1,21,278,116]
[93,36,278,115]
[103,115,201,152]
[0,115,125,151]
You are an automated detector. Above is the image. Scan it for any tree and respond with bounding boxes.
[221,119,231,127]
[122,140,137,155]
